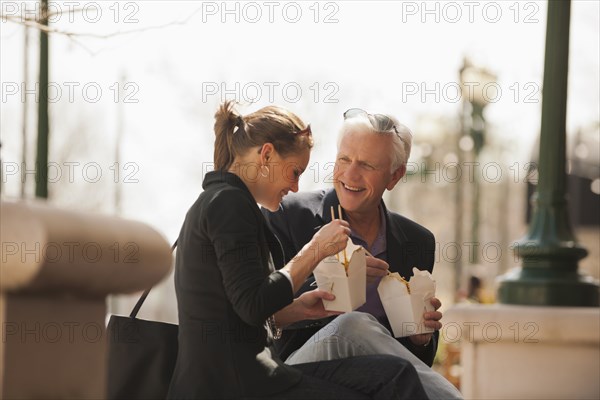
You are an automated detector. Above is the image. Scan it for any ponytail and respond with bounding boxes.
[213,101,241,170]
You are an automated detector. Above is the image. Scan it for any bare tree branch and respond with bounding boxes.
[1,7,202,39]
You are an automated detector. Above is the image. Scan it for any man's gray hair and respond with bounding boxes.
[337,113,412,172]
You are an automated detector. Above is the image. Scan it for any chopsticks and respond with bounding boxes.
[329,207,339,262]
[330,205,348,266]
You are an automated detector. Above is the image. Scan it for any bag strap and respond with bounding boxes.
[129,240,178,318]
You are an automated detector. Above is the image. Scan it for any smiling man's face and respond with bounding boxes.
[333,130,404,216]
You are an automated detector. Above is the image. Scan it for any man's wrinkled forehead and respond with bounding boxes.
[337,130,394,165]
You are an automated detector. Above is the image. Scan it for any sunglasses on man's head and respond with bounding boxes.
[343,108,399,135]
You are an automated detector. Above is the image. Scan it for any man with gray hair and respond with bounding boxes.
[263,108,462,399]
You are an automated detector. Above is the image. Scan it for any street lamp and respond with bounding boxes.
[497,0,598,306]
[459,59,497,266]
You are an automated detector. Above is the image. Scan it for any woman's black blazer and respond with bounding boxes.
[167,171,301,399]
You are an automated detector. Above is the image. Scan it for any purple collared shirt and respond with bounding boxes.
[350,205,388,321]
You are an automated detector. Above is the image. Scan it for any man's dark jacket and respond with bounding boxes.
[262,188,438,366]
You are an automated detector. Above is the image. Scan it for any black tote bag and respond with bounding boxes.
[106,242,178,400]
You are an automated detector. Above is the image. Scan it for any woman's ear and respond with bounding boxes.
[259,143,275,163]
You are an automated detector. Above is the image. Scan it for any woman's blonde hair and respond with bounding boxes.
[213,101,313,171]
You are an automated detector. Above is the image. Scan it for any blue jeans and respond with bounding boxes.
[285,312,463,400]
[254,355,429,399]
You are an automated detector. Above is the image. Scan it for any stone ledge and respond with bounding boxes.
[1,200,173,296]
[445,303,600,344]
[1,200,174,399]
[445,303,600,399]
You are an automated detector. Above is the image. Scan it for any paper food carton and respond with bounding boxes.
[377,268,436,338]
[313,240,366,312]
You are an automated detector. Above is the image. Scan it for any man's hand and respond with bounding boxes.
[274,290,342,328]
[409,297,442,346]
[366,256,389,284]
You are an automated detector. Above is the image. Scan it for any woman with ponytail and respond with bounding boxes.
[167,102,428,399]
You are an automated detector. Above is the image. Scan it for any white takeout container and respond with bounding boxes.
[313,240,366,312]
[378,268,436,337]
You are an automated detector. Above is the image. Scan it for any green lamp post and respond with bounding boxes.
[497,0,599,306]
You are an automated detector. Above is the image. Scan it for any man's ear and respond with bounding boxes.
[386,164,406,191]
